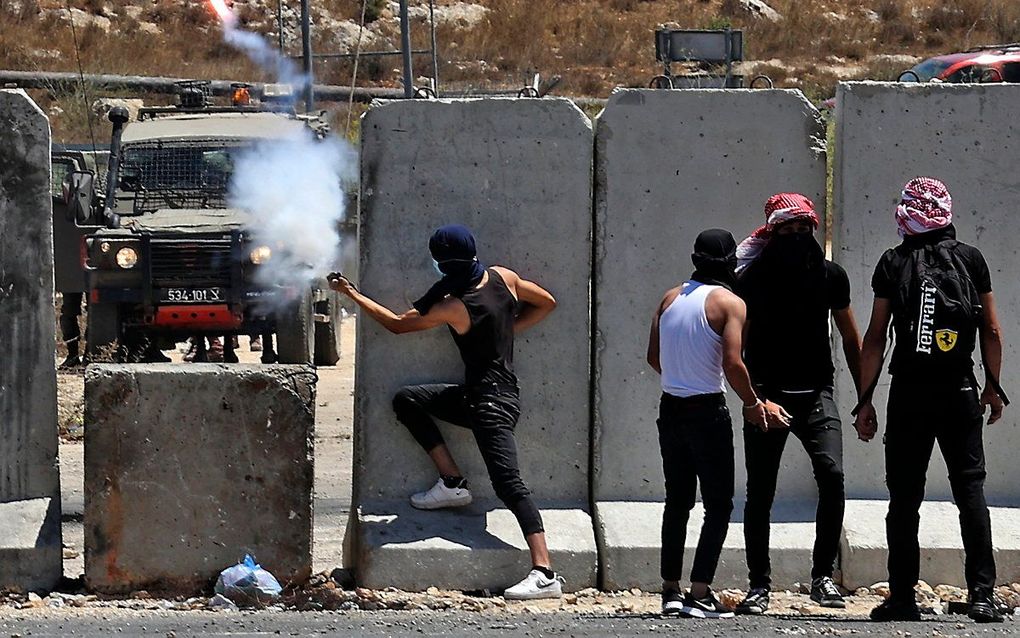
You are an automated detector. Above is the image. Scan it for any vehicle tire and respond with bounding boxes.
[313,291,342,367]
[85,302,121,361]
[275,289,313,364]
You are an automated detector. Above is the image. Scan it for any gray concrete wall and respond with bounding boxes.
[354,98,593,506]
[833,82,1020,505]
[593,89,830,507]
[84,364,316,594]
[0,89,62,592]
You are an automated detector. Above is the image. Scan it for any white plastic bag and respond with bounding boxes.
[215,554,282,605]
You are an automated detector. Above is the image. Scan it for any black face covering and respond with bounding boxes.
[760,233,825,272]
[690,229,738,291]
[412,225,487,315]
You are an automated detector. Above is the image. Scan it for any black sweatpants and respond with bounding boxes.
[743,387,845,588]
[658,392,735,585]
[885,376,995,598]
[392,383,544,536]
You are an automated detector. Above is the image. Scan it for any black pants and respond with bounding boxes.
[742,387,844,588]
[59,292,84,355]
[885,376,995,598]
[658,392,734,585]
[392,383,544,536]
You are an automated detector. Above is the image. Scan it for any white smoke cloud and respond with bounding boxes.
[215,15,357,297]
[228,133,355,294]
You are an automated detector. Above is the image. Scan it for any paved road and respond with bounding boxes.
[57,321,356,578]
[1,609,1017,637]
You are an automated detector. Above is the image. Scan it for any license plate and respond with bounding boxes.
[160,288,224,303]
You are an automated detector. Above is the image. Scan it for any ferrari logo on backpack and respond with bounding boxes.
[915,280,937,354]
[936,329,958,352]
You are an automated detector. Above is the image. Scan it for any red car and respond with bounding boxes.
[900,44,1020,83]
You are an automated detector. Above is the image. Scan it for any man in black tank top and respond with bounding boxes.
[329,225,561,600]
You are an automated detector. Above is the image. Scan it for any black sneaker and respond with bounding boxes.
[735,587,770,615]
[680,589,734,619]
[870,597,921,621]
[661,589,683,616]
[968,588,1005,623]
[810,576,846,608]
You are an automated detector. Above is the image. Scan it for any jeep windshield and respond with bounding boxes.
[906,58,956,82]
[118,139,247,214]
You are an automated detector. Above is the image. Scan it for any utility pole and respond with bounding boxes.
[399,0,413,98]
[277,0,285,52]
[301,0,313,111]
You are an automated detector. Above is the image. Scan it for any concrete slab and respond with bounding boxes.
[353,98,594,589]
[596,501,818,591]
[84,364,316,594]
[350,500,596,592]
[841,500,1020,589]
[0,89,62,592]
[833,82,1020,503]
[593,89,829,589]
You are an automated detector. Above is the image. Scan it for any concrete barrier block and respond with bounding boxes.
[833,82,1020,503]
[352,98,594,589]
[84,364,316,594]
[593,89,828,588]
[841,500,1020,589]
[350,501,596,592]
[0,89,62,592]
[596,501,817,591]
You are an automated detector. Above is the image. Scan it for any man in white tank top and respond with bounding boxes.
[646,229,790,618]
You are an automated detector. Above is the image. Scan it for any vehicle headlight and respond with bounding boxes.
[115,246,138,269]
[249,245,272,264]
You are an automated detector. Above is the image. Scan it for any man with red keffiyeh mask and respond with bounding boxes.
[732,193,863,615]
[855,177,1007,624]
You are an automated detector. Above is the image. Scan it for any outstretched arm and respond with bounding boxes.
[328,275,451,334]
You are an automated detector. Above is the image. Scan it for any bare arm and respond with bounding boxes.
[329,276,454,334]
[853,297,892,441]
[833,306,863,393]
[978,292,1005,424]
[512,276,557,333]
[647,291,676,374]
[718,295,759,409]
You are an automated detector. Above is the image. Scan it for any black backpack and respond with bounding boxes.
[853,240,1008,415]
[893,239,980,373]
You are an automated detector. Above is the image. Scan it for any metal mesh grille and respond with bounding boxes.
[150,238,233,288]
[120,140,245,214]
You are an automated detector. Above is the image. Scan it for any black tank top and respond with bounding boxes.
[451,268,518,388]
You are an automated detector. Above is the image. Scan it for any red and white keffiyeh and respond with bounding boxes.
[895,177,953,237]
[736,192,819,271]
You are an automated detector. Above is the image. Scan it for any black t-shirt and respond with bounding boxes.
[738,260,851,391]
[871,240,991,375]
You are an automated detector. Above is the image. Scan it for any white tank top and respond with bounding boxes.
[659,281,726,398]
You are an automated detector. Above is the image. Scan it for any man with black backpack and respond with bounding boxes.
[854,177,1007,624]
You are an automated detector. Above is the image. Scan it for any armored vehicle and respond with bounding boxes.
[65,83,342,364]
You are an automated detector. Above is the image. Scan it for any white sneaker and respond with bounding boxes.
[409,478,472,510]
[503,569,563,600]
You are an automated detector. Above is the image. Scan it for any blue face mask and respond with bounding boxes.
[432,259,444,276]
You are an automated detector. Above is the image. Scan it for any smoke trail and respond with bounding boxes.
[209,2,357,297]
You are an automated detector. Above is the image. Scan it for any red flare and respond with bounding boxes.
[208,0,236,27]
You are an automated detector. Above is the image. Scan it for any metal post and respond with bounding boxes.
[301,0,313,111]
[724,27,733,89]
[429,0,439,95]
[278,0,285,51]
[399,0,413,98]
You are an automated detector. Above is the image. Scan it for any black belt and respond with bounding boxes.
[661,392,726,408]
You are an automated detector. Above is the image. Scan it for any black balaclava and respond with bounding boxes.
[749,227,826,301]
[412,224,486,315]
[691,228,738,291]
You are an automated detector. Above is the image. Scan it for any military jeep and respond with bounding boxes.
[67,84,342,365]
